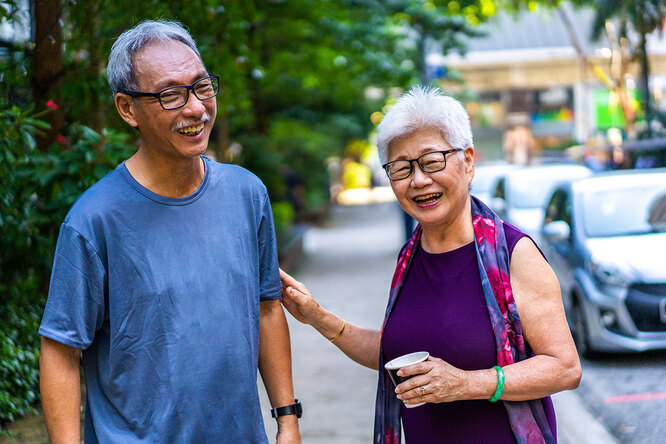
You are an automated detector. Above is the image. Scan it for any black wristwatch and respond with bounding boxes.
[270,399,303,419]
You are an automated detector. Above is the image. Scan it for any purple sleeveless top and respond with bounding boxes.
[382,222,556,443]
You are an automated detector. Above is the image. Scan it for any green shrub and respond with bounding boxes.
[271,201,295,240]
[0,278,42,429]
[0,104,135,429]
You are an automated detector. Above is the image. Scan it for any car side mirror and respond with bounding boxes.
[542,220,571,242]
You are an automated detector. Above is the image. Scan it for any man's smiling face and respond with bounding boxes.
[125,40,216,160]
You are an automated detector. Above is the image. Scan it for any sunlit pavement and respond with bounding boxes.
[335,186,396,206]
[259,199,619,443]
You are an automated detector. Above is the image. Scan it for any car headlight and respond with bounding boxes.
[586,259,632,288]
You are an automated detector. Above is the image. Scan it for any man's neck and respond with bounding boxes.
[125,148,206,198]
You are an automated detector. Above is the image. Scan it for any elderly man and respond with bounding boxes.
[39,20,301,443]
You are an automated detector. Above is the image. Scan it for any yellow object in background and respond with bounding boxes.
[342,161,372,189]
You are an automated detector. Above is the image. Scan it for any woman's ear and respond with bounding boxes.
[464,146,475,181]
[115,93,139,128]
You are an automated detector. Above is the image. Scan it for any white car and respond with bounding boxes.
[492,164,592,244]
[471,162,518,205]
[541,169,666,355]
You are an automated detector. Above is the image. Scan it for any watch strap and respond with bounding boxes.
[270,399,302,419]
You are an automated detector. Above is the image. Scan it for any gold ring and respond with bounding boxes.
[419,385,426,396]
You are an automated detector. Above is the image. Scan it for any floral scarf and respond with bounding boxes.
[373,196,555,444]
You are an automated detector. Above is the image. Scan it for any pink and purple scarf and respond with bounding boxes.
[373,196,555,444]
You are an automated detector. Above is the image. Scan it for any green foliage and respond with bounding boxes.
[1,106,52,287]
[271,201,295,239]
[2,110,135,292]
[0,103,135,429]
[0,278,41,429]
[0,106,49,429]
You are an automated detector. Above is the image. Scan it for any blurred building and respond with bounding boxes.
[431,3,666,160]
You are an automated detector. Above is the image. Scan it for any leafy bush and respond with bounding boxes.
[271,201,296,240]
[0,106,50,429]
[0,278,42,429]
[0,104,135,429]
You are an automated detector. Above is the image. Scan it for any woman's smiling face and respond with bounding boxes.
[388,128,474,231]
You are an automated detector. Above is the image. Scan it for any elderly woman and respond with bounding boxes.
[280,86,581,444]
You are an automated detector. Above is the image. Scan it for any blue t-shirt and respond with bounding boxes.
[39,156,281,443]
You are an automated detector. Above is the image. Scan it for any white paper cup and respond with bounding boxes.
[384,351,429,408]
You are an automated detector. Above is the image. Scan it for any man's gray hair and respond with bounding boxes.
[376,86,473,164]
[107,20,204,95]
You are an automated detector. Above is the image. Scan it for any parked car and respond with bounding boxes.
[541,169,666,355]
[471,162,518,205]
[491,164,592,244]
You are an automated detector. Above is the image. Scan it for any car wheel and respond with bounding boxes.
[571,298,594,359]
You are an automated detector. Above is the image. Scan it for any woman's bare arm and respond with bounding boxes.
[395,237,581,405]
[280,269,381,370]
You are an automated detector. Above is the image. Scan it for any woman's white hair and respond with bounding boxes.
[376,86,473,164]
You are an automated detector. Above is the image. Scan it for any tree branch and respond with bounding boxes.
[0,38,32,53]
[557,5,615,89]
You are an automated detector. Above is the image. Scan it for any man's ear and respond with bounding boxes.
[115,93,139,128]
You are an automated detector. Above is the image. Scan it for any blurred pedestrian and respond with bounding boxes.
[282,164,306,221]
[609,145,631,170]
[280,86,580,443]
[581,148,606,172]
[607,128,630,170]
[635,153,658,169]
[503,123,537,165]
[39,20,300,444]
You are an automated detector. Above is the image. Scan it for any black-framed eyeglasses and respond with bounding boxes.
[382,149,463,181]
[123,74,220,110]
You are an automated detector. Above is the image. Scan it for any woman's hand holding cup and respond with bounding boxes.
[384,352,430,408]
[393,355,467,406]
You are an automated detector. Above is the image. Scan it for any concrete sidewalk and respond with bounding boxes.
[259,202,619,443]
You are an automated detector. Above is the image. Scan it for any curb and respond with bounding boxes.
[552,390,620,444]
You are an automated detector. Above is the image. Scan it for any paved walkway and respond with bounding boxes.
[259,202,619,443]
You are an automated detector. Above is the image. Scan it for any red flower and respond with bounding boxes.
[56,134,66,145]
[46,100,58,111]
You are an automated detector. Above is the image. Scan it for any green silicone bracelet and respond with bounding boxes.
[489,365,505,403]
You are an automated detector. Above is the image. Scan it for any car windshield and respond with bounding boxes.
[582,185,666,237]
[508,177,555,208]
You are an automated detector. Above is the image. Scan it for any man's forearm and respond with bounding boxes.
[40,336,81,444]
[258,299,300,438]
[259,299,296,406]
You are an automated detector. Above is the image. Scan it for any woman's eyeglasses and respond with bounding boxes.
[382,149,462,181]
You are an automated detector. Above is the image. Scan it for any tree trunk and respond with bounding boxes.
[31,0,65,152]
[417,29,429,86]
[247,19,270,135]
[84,1,105,145]
[637,2,653,138]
